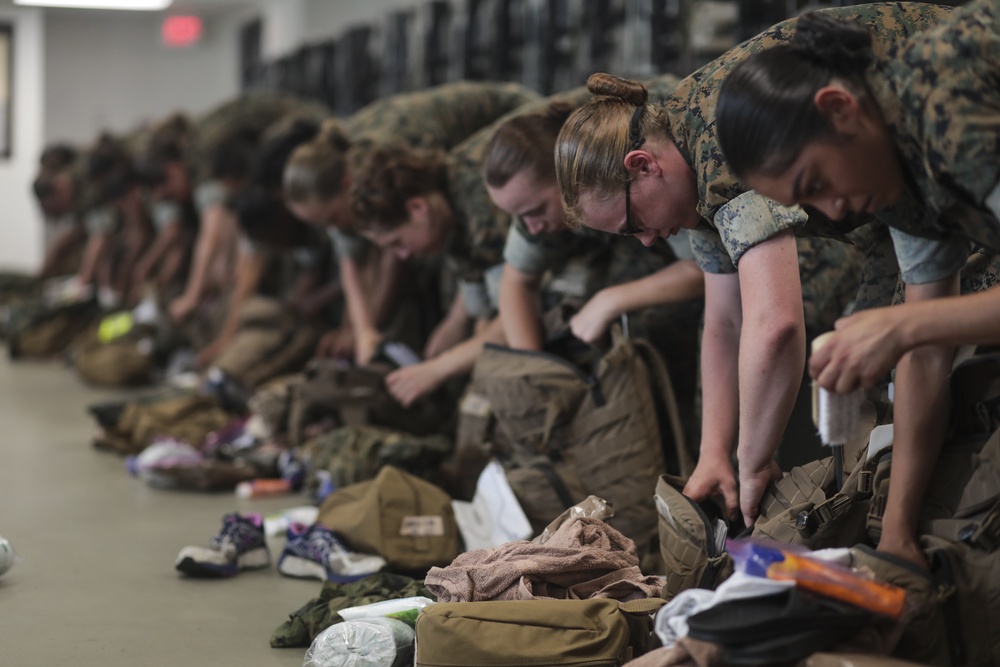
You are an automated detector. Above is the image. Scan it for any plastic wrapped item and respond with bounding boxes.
[532,495,615,545]
[303,617,414,667]
[0,535,16,577]
[127,439,205,488]
[337,596,435,624]
[728,539,906,618]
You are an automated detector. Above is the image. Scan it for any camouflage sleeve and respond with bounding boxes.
[460,279,494,319]
[666,228,695,261]
[239,233,263,258]
[989,181,1000,220]
[889,227,971,285]
[711,191,807,267]
[194,180,227,214]
[502,221,565,275]
[688,225,736,274]
[151,201,181,232]
[484,263,505,314]
[293,246,325,270]
[327,227,369,260]
[84,206,118,236]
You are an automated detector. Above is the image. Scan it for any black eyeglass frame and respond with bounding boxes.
[622,104,647,236]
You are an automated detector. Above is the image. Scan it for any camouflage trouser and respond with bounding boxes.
[270,573,430,648]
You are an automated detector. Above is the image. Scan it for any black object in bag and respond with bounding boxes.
[687,588,873,666]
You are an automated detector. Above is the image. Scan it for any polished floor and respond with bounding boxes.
[0,351,319,666]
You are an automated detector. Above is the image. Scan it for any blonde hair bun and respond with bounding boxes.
[587,73,648,106]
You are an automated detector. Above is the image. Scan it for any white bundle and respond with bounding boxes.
[304,618,414,667]
[817,386,863,446]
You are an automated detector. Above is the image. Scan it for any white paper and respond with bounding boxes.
[452,461,533,551]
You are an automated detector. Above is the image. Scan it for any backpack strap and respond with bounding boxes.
[618,597,668,614]
[967,497,1000,552]
[796,445,881,538]
[631,337,695,478]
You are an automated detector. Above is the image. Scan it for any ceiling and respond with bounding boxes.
[0,0,260,17]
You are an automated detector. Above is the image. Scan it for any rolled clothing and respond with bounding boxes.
[424,517,664,603]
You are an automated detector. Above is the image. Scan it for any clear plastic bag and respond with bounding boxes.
[337,596,435,624]
[532,495,615,545]
[304,618,414,667]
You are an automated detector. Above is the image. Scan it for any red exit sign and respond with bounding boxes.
[162,15,202,48]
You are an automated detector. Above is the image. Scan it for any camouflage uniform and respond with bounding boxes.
[332,81,542,261]
[866,0,1000,286]
[664,2,954,321]
[188,93,331,214]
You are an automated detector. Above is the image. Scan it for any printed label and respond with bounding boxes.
[400,515,445,537]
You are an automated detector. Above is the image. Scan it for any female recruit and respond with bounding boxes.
[715,1,1000,566]
[554,3,948,531]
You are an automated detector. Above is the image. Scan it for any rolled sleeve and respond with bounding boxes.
[666,228,695,261]
[713,191,808,267]
[987,181,1000,221]
[84,206,117,236]
[688,226,736,274]
[502,222,554,275]
[328,228,369,260]
[194,180,227,214]
[151,201,181,232]
[460,279,493,319]
[889,227,970,285]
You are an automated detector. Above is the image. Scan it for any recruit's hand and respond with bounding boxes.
[354,327,384,366]
[385,360,446,408]
[424,316,467,359]
[570,290,619,345]
[683,452,739,523]
[810,308,906,393]
[738,460,783,528]
[196,339,226,369]
[169,293,199,324]
[314,327,354,360]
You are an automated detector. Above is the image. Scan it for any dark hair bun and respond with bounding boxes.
[792,11,874,75]
[545,101,576,125]
[587,73,648,106]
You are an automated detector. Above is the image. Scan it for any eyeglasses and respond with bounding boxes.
[621,104,647,237]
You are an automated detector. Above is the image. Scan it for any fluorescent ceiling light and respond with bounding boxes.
[15,0,173,9]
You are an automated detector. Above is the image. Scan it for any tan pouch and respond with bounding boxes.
[415,598,657,667]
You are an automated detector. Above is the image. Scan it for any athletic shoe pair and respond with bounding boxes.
[175,513,385,582]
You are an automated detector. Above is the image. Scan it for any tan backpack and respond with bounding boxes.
[450,325,694,555]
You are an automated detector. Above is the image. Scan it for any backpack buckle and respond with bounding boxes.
[857,470,873,495]
[968,500,1000,552]
[798,493,853,538]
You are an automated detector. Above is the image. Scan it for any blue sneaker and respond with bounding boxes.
[277,522,385,582]
[175,513,270,577]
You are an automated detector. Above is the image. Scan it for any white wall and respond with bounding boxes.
[44,9,239,145]
[0,7,44,272]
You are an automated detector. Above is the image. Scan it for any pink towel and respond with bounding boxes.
[425,517,665,602]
